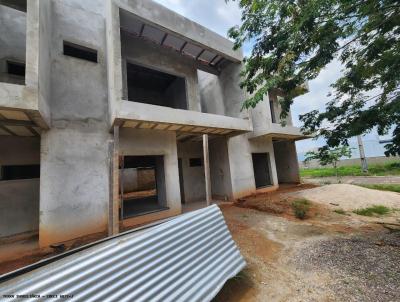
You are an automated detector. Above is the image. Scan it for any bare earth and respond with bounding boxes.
[291,183,400,211]
[214,184,400,302]
[1,184,399,301]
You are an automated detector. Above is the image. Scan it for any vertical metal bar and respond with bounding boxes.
[203,134,211,206]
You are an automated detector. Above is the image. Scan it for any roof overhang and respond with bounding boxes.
[116,0,243,72]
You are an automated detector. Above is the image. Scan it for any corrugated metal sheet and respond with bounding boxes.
[0,205,246,302]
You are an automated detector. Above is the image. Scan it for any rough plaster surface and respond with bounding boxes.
[39,0,110,246]
[40,123,110,245]
[0,179,39,237]
[273,140,300,183]
[177,141,206,203]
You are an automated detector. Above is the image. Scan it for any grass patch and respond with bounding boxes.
[300,160,400,178]
[353,205,391,216]
[292,199,311,219]
[357,184,400,193]
[334,209,347,215]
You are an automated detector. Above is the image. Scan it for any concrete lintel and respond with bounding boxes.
[115,0,243,63]
[116,101,253,133]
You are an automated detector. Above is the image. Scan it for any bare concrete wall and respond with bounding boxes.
[37,0,52,125]
[226,135,255,198]
[197,70,225,115]
[209,137,232,200]
[226,135,280,199]
[273,140,300,183]
[121,168,155,192]
[0,4,26,84]
[249,94,271,131]
[177,141,206,203]
[219,63,250,119]
[0,179,39,237]
[39,0,110,246]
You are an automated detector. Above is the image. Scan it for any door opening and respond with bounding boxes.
[120,155,168,219]
[252,153,273,188]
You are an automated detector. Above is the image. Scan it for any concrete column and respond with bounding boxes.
[203,134,211,206]
[109,125,119,235]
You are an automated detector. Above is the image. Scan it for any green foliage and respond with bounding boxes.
[301,160,400,177]
[292,199,311,219]
[357,184,400,193]
[353,205,391,216]
[304,145,353,168]
[333,209,347,215]
[227,0,400,156]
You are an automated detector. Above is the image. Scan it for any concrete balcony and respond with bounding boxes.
[0,0,51,135]
[249,123,310,141]
[115,100,252,137]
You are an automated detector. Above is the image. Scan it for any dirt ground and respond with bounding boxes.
[1,184,399,301]
[214,185,400,302]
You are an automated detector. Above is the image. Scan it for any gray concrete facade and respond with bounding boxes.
[0,0,306,246]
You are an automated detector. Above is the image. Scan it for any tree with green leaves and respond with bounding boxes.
[304,145,353,179]
[227,0,400,156]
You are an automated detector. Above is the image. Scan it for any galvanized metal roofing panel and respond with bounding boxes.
[0,205,246,302]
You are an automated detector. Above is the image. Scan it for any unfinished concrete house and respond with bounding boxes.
[0,0,307,248]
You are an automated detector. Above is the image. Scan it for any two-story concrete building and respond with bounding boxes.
[0,0,307,247]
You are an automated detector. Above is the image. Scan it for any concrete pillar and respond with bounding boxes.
[203,134,211,205]
[109,125,119,236]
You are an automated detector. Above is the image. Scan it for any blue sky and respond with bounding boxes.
[154,0,391,156]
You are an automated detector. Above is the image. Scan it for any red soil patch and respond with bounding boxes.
[233,184,323,220]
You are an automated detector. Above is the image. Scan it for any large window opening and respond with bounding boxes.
[252,153,273,188]
[126,62,188,110]
[0,136,40,239]
[0,2,27,85]
[120,155,168,219]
